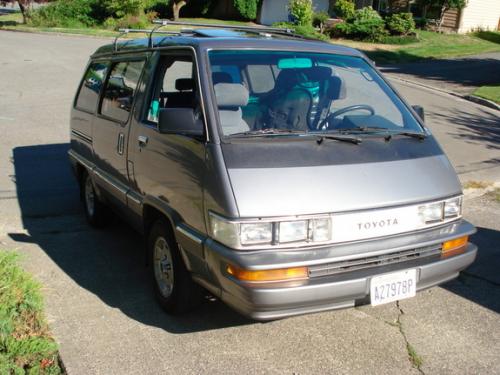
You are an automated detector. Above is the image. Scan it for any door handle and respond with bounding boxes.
[138,135,148,147]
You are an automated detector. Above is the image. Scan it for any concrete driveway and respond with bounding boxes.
[0,31,499,374]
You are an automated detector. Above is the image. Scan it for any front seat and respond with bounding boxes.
[259,69,312,131]
[214,83,250,135]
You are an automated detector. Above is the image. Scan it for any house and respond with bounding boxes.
[259,0,329,25]
[258,0,500,33]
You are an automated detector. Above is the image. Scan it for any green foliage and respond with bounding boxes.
[104,0,144,18]
[0,251,61,374]
[233,0,260,20]
[273,21,328,40]
[103,12,152,30]
[332,0,355,20]
[313,11,329,29]
[333,7,387,41]
[288,0,314,26]
[29,0,97,28]
[385,12,415,35]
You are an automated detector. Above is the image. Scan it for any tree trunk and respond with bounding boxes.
[437,4,448,33]
[17,0,29,24]
[172,0,187,21]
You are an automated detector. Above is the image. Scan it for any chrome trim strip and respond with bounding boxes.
[176,224,204,245]
[127,190,142,205]
[71,129,93,144]
[68,149,94,171]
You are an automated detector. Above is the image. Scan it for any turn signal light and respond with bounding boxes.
[442,236,468,258]
[226,265,309,283]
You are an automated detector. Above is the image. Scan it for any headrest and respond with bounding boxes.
[214,83,249,108]
[175,78,194,91]
[212,72,233,85]
[275,69,302,90]
[327,75,346,100]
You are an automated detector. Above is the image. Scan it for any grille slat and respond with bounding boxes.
[309,245,441,278]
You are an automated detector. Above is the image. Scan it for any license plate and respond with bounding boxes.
[370,269,417,306]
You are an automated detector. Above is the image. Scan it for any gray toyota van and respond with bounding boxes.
[69,21,477,320]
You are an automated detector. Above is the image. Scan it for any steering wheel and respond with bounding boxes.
[318,104,375,129]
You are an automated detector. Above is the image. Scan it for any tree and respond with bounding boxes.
[2,0,49,24]
[419,0,467,32]
[233,0,260,20]
[172,0,187,21]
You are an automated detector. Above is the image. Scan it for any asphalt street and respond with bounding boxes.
[0,31,499,374]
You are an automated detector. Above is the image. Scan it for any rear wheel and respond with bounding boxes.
[81,171,108,227]
[148,218,203,314]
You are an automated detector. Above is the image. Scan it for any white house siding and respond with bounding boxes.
[458,0,500,33]
[259,0,330,26]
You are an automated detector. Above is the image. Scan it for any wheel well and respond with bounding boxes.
[143,204,174,236]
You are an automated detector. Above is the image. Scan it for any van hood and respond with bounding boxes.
[222,137,462,218]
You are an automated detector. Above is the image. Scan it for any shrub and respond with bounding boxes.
[288,0,314,26]
[313,11,329,33]
[332,7,387,41]
[332,0,355,20]
[273,21,328,41]
[385,12,415,35]
[29,0,96,28]
[234,0,259,20]
[103,11,150,30]
[104,0,144,18]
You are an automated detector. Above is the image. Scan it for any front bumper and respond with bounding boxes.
[203,219,477,320]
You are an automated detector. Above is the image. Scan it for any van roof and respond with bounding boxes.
[91,30,364,58]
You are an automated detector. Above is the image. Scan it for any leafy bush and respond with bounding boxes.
[103,11,151,30]
[0,251,61,374]
[29,0,97,28]
[288,0,313,26]
[234,0,259,20]
[273,21,328,41]
[332,7,387,41]
[385,12,415,35]
[104,0,144,18]
[332,0,355,20]
[313,11,329,33]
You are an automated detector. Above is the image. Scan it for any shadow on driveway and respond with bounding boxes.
[9,143,253,334]
[8,143,500,333]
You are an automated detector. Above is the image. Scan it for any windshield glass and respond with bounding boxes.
[208,50,423,137]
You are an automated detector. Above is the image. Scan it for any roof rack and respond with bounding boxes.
[112,19,313,51]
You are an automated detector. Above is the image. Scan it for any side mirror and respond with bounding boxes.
[412,105,425,122]
[158,108,204,137]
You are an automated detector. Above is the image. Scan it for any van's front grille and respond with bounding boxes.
[308,245,442,278]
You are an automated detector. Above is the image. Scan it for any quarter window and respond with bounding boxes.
[100,60,145,123]
[76,62,108,113]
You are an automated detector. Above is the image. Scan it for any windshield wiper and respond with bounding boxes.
[227,128,304,138]
[336,127,427,141]
[315,134,362,145]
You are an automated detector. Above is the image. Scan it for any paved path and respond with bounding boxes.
[0,31,499,375]
[380,52,500,95]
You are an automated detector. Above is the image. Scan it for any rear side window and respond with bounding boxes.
[76,62,108,113]
[100,60,145,123]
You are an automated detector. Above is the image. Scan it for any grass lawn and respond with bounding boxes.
[333,30,500,64]
[0,251,62,374]
[473,85,500,104]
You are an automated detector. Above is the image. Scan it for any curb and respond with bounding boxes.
[386,75,500,112]
[463,95,500,111]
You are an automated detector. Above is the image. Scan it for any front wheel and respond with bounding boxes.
[148,218,203,314]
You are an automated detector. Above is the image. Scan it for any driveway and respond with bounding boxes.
[0,31,499,375]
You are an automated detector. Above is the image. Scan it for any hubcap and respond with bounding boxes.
[84,177,95,217]
[154,236,174,298]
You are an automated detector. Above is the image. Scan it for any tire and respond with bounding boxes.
[81,171,108,228]
[148,218,203,314]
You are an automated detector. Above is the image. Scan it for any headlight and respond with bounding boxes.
[209,213,332,249]
[444,196,462,218]
[418,196,462,224]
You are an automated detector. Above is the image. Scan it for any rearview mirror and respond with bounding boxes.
[412,105,425,122]
[158,108,204,137]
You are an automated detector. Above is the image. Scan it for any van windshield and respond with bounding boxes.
[208,50,423,137]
